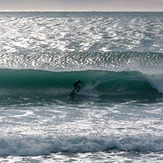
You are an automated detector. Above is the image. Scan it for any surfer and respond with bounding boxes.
[72,80,83,93]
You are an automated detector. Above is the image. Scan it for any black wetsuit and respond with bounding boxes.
[72,80,83,92]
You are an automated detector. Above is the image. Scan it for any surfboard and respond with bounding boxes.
[69,92,76,96]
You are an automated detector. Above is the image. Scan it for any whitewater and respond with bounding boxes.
[0,12,163,162]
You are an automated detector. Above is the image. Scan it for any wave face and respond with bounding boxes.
[0,69,160,92]
[0,69,162,104]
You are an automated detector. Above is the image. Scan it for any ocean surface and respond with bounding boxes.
[0,12,163,162]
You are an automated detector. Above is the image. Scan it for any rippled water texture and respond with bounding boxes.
[0,12,163,72]
[0,12,163,163]
[0,12,162,54]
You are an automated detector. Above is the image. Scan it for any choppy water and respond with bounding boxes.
[0,12,163,162]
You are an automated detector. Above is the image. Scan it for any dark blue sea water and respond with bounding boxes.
[0,12,163,162]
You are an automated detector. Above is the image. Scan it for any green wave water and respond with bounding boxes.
[0,69,162,99]
[0,69,155,89]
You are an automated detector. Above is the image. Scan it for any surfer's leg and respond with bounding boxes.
[77,86,80,92]
[72,87,77,92]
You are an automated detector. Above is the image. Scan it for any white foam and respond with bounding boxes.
[79,83,99,98]
[0,135,163,157]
